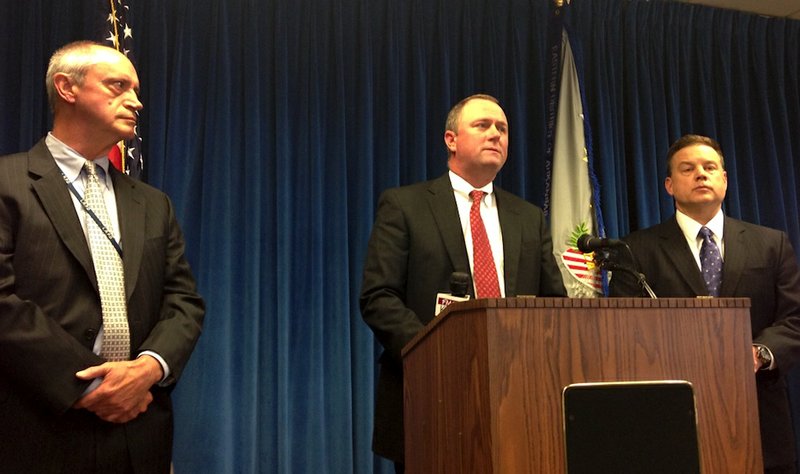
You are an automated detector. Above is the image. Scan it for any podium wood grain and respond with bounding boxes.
[402,298,762,473]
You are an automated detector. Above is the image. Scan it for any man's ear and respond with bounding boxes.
[444,130,457,153]
[664,176,674,196]
[52,73,78,104]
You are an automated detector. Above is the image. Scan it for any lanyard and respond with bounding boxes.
[60,170,124,259]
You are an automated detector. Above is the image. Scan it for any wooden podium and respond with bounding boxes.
[401,297,763,473]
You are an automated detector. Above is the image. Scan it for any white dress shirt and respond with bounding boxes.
[674,208,725,271]
[449,171,506,297]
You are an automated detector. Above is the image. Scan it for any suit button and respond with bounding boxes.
[84,328,98,342]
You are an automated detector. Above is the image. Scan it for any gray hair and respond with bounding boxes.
[45,41,106,112]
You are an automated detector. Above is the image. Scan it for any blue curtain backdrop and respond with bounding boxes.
[1,0,799,472]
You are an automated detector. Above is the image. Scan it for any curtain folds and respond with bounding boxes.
[1,0,799,472]
[609,1,800,235]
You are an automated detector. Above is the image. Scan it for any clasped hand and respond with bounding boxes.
[73,355,163,423]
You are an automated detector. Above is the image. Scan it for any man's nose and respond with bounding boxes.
[126,91,143,111]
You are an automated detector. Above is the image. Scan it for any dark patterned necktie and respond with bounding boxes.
[469,190,501,298]
[84,162,130,361]
[698,226,723,297]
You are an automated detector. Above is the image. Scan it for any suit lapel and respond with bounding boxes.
[657,217,709,295]
[111,169,145,300]
[426,175,471,284]
[423,175,523,296]
[719,217,746,296]
[495,188,521,297]
[28,141,97,289]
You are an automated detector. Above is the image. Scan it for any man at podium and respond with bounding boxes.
[360,94,566,472]
[610,134,800,474]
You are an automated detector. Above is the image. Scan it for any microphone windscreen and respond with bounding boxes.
[576,234,595,253]
[450,272,471,297]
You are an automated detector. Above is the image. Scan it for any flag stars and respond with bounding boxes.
[106,32,119,48]
[105,1,144,177]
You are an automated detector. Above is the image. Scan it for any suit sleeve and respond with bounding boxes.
[752,232,800,375]
[360,190,425,364]
[0,159,102,413]
[136,194,205,386]
[536,210,568,297]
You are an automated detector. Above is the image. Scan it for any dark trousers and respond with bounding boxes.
[60,410,135,474]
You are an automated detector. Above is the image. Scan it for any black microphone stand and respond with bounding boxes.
[594,248,658,299]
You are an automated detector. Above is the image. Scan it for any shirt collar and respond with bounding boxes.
[46,132,112,187]
[675,208,725,241]
[449,170,494,200]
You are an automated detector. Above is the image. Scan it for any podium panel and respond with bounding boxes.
[563,381,700,474]
[402,298,762,473]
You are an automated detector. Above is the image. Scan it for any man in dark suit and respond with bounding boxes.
[610,134,800,474]
[0,41,204,473]
[360,94,566,471]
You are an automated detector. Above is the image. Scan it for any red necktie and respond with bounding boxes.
[470,190,501,298]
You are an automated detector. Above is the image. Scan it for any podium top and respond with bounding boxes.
[401,297,751,357]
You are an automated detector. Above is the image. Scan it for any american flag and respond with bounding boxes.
[103,0,144,179]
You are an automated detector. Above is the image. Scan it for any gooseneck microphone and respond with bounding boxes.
[576,234,658,299]
[601,261,658,299]
[576,234,628,253]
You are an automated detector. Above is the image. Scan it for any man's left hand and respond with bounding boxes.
[73,355,164,423]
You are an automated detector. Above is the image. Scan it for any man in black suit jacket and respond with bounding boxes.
[360,94,566,471]
[610,134,800,473]
[0,41,204,473]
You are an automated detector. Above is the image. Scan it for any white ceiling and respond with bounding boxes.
[678,0,800,19]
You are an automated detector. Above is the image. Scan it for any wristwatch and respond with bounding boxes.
[755,345,773,370]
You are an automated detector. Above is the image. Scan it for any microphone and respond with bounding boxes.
[576,234,628,253]
[576,234,657,298]
[434,272,472,316]
[449,271,470,297]
[602,261,658,299]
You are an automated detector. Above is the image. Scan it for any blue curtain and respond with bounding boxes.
[616,1,800,236]
[1,0,799,472]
